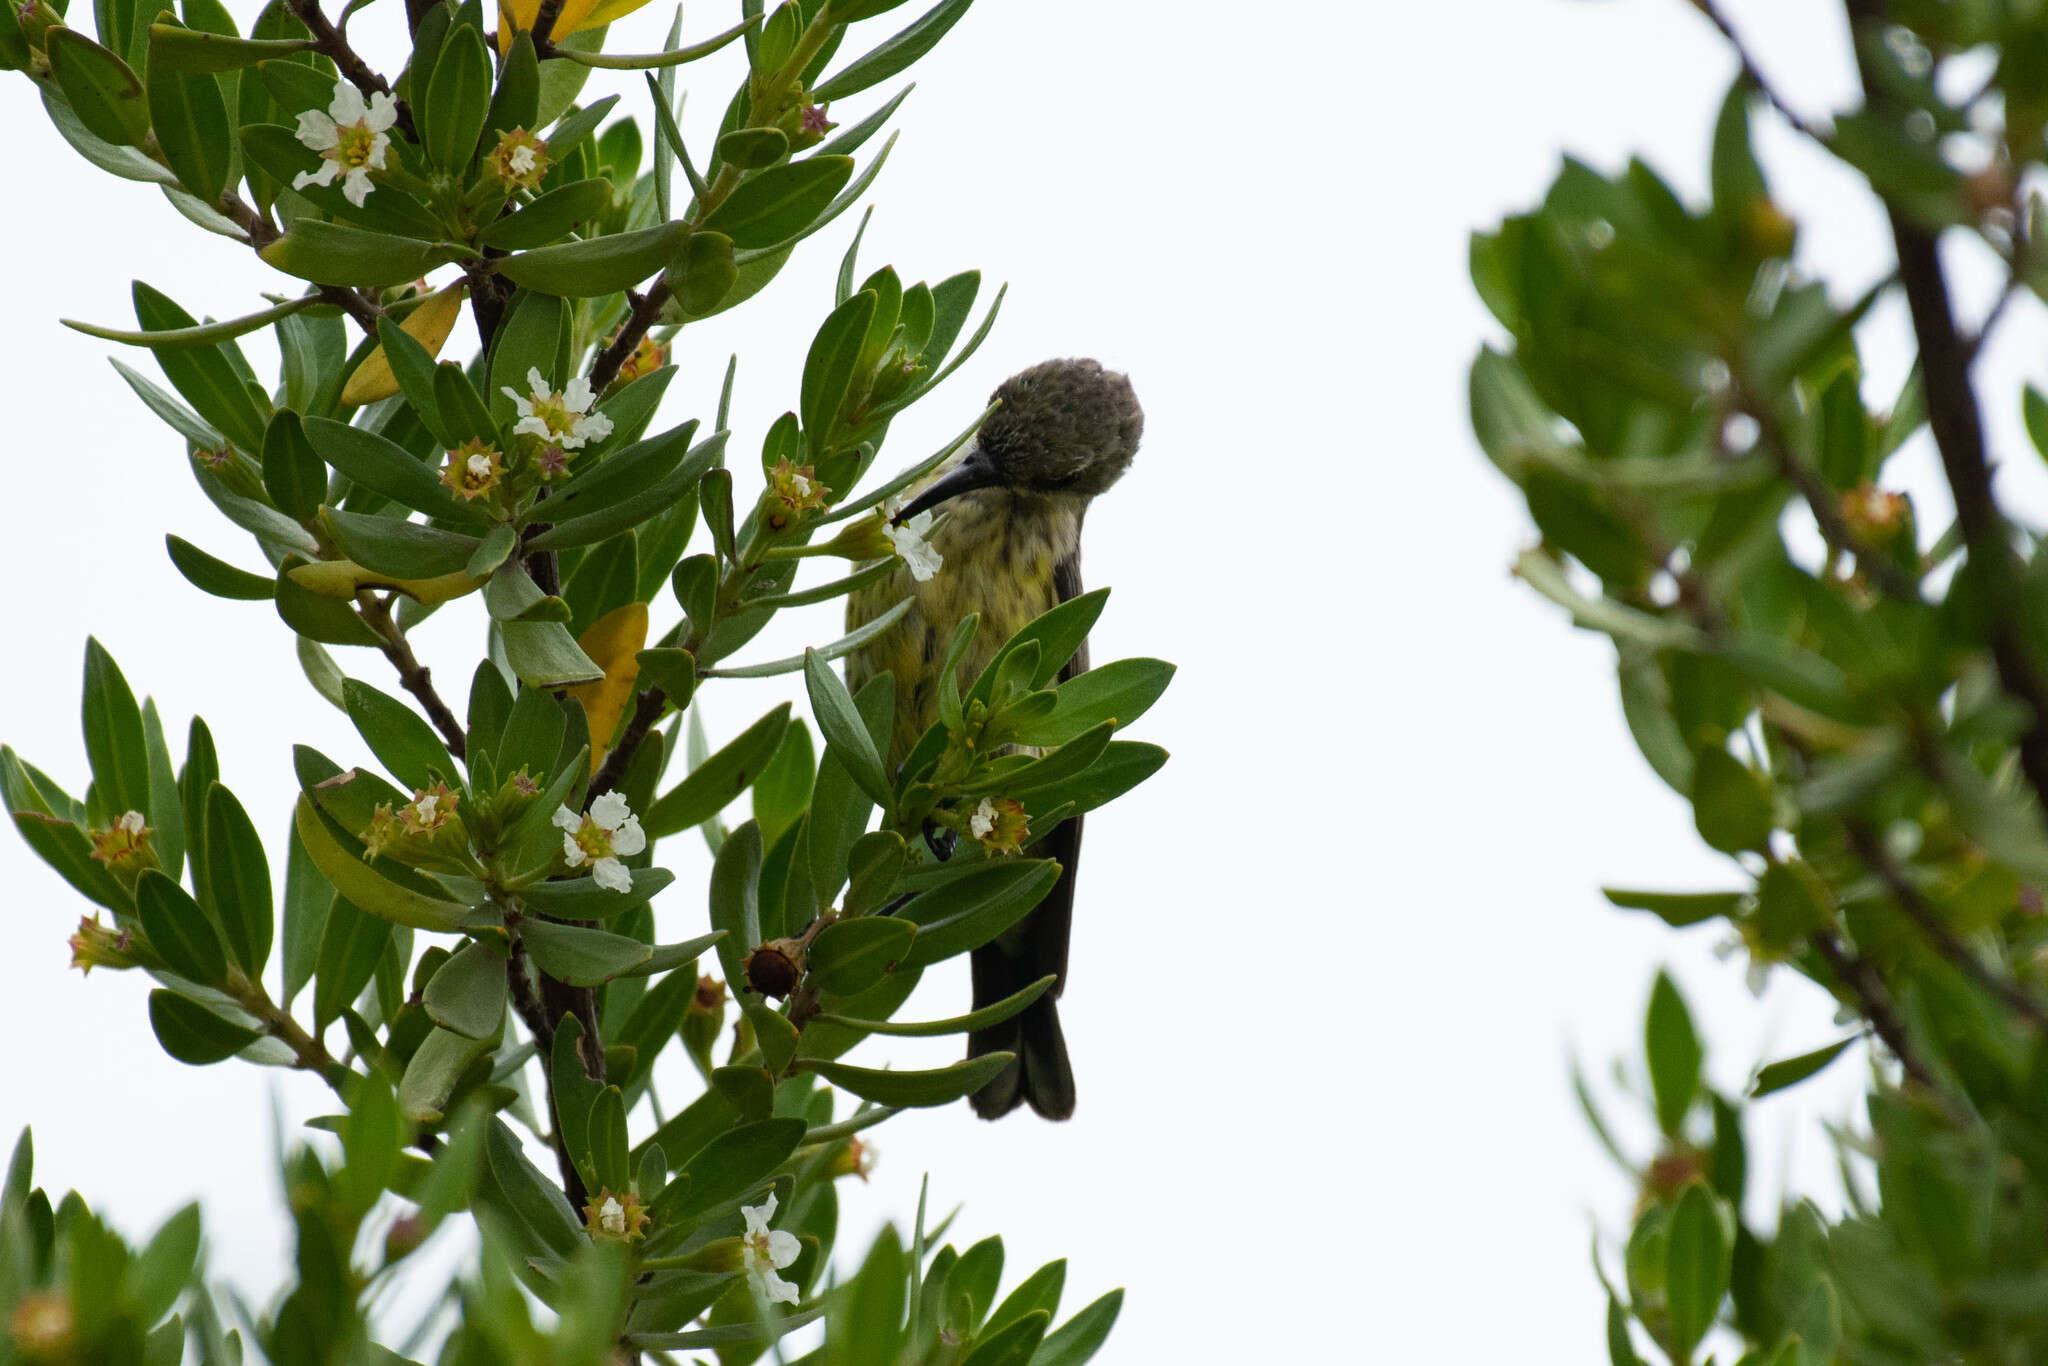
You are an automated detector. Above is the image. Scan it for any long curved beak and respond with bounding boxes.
[892,447,1003,523]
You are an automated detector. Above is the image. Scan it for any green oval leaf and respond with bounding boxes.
[493,220,689,297]
[805,915,914,996]
[149,989,260,1064]
[700,155,853,249]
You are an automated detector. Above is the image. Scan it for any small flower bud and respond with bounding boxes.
[763,457,830,532]
[691,973,727,1014]
[9,1292,74,1358]
[486,127,550,191]
[69,914,140,975]
[612,333,668,387]
[789,103,836,151]
[827,1136,875,1182]
[14,0,61,51]
[580,1187,650,1242]
[745,939,805,998]
[87,810,157,888]
[966,796,1028,856]
[440,439,505,503]
[818,511,896,564]
[1743,197,1797,262]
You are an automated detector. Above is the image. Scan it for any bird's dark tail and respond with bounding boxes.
[968,946,1074,1120]
[967,816,1081,1120]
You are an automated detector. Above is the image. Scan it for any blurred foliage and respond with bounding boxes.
[1476,2,2048,1363]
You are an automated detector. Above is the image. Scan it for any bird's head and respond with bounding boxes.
[893,358,1142,522]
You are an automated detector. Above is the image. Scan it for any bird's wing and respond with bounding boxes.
[1030,545,1088,996]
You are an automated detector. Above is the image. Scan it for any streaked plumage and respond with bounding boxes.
[844,358,1142,1120]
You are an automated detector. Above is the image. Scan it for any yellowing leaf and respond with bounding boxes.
[566,602,648,770]
[339,285,466,407]
[498,0,617,51]
[288,558,486,605]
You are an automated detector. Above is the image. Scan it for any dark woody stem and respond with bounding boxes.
[1842,0,2048,809]
[217,194,386,333]
[505,929,592,1209]
[583,7,839,394]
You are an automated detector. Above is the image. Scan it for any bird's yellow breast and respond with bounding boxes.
[845,487,1083,768]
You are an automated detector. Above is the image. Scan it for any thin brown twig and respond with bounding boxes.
[1846,822,2048,1029]
[1690,0,1829,145]
[1742,390,1924,602]
[283,0,415,137]
[361,595,468,760]
[218,193,387,333]
[1812,925,1943,1093]
[588,685,670,802]
[1843,0,2048,809]
[587,285,672,395]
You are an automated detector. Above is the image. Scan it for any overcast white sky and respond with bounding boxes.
[6,0,2045,1357]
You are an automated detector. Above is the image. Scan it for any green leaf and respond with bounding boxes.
[806,916,914,996]
[805,648,891,808]
[671,229,739,313]
[961,1310,1048,1366]
[516,867,674,919]
[146,26,234,201]
[485,31,539,139]
[716,124,788,169]
[645,704,792,838]
[586,1085,630,1192]
[524,425,723,551]
[480,1115,582,1259]
[519,920,653,985]
[707,820,765,995]
[326,508,483,581]
[260,408,325,519]
[131,282,268,452]
[817,973,1053,1038]
[667,1117,805,1220]
[1646,970,1702,1135]
[281,819,330,1006]
[131,1203,203,1324]
[147,21,310,70]
[276,557,382,645]
[494,221,689,297]
[803,1053,1010,1107]
[137,868,228,985]
[1035,1289,1122,1366]
[1600,888,1742,929]
[897,860,1058,968]
[313,895,390,1029]
[1691,747,1774,854]
[82,637,151,818]
[843,828,904,915]
[260,220,468,288]
[1665,1183,1730,1356]
[423,938,508,1038]
[149,989,260,1064]
[399,1024,493,1123]
[476,177,613,250]
[635,648,697,708]
[1007,659,1174,748]
[801,289,876,443]
[46,29,150,146]
[204,783,274,977]
[700,155,854,248]
[165,535,276,600]
[302,416,489,525]
[812,0,972,101]
[549,1014,601,1188]
[294,795,472,930]
[344,679,460,791]
[422,21,490,171]
[1751,1036,1858,1098]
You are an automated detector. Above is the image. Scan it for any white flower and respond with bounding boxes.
[466,452,493,479]
[292,81,397,208]
[509,143,537,176]
[597,1196,625,1236]
[411,792,439,824]
[552,792,647,893]
[969,798,997,840]
[502,367,614,451]
[115,810,146,835]
[882,498,943,582]
[739,1192,802,1305]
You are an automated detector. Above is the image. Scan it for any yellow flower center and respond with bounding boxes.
[332,121,379,171]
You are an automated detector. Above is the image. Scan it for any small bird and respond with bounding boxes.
[845,357,1143,1119]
